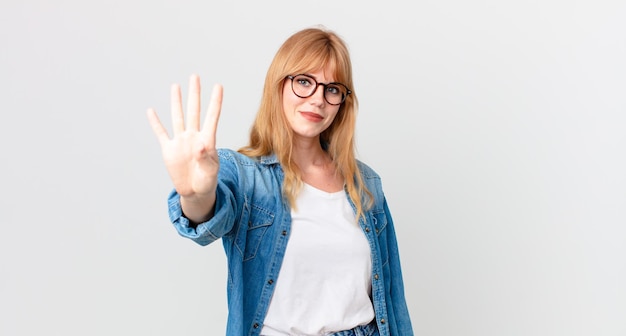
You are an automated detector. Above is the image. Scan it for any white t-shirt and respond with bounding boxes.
[261,183,374,336]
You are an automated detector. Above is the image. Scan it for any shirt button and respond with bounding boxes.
[282,230,287,236]
[374,274,379,280]
[253,323,259,328]
[381,318,386,324]
[365,227,371,233]
[267,279,274,285]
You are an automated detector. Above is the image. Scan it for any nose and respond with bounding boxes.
[310,84,326,105]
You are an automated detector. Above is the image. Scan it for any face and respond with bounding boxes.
[282,68,343,142]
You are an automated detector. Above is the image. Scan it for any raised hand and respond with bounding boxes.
[147,75,223,222]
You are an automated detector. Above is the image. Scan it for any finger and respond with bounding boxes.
[202,84,223,147]
[171,83,184,135]
[146,108,170,146]
[186,74,201,131]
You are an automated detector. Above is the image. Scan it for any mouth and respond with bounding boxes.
[300,111,324,122]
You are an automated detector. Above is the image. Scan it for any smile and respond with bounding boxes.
[300,112,324,122]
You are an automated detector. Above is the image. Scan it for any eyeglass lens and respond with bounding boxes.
[290,74,348,105]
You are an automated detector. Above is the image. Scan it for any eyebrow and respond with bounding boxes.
[302,73,339,85]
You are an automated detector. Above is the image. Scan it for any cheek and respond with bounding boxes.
[326,107,341,124]
[282,82,296,113]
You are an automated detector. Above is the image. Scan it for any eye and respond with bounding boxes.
[326,85,341,95]
[295,76,313,87]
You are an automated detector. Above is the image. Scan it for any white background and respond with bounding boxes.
[1,1,625,335]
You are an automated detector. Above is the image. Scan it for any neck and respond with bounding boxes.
[291,136,330,169]
[291,136,343,192]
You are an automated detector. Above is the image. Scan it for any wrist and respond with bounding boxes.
[180,192,216,224]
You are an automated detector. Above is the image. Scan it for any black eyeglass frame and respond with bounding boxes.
[286,74,352,105]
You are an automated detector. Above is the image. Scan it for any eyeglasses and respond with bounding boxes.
[286,74,352,105]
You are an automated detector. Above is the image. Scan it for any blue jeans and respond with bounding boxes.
[327,320,379,336]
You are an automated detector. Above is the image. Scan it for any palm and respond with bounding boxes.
[160,131,219,196]
[147,75,223,199]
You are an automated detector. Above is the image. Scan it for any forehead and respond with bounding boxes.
[304,67,337,83]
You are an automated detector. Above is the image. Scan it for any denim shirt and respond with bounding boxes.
[167,149,414,336]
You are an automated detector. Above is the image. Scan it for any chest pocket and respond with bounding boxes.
[235,203,275,261]
[371,209,389,267]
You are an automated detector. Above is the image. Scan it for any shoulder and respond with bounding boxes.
[356,159,381,180]
[217,149,268,172]
[216,148,282,186]
[217,148,279,167]
[356,159,386,202]
[217,148,254,164]
[215,149,262,183]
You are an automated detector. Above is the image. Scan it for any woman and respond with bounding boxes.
[147,27,413,336]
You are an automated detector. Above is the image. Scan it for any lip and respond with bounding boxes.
[300,111,324,122]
